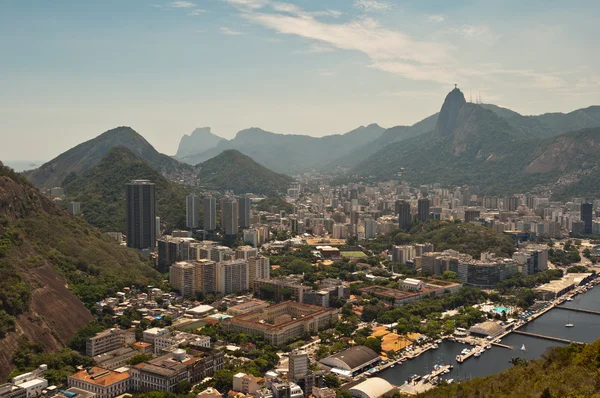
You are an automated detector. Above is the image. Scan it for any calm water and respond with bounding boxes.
[379,285,600,386]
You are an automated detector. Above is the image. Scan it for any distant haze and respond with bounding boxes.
[1,0,599,161]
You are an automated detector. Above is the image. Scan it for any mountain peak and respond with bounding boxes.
[435,88,467,136]
[175,127,226,158]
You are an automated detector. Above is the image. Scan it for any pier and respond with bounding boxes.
[557,306,600,316]
[492,342,513,349]
[400,365,453,395]
[512,330,584,345]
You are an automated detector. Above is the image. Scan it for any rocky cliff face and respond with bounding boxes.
[175,127,225,158]
[435,88,467,137]
[525,128,600,174]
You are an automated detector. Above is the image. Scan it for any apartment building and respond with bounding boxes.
[86,328,135,357]
[216,259,249,294]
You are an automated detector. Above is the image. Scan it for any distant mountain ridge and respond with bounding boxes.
[178,123,386,173]
[175,127,225,159]
[23,126,195,189]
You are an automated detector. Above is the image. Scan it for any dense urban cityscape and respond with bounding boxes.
[4,171,600,398]
[3,1,600,397]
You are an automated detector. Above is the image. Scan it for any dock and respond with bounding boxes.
[556,306,600,316]
[492,342,513,349]
[400,365,453,395]
[512,330,584,345]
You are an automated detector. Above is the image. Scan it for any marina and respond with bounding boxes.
[378,278,600,393]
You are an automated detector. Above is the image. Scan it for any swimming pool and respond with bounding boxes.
[493,306,511,314]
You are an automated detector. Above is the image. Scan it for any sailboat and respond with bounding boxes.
[520,344,526,351]
[566,313,575,328]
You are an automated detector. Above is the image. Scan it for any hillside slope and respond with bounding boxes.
[418,341,600,398]
[180,124,385,174]
[0,162,160,381]
[197,150,293,195]
[24,126,194,189]
[325,114,438,170]
[64,147,189,232]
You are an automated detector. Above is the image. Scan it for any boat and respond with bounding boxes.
[474,351,481,357]
[432,344,439,349]
[566,297,573,301]
[565,323,575,328]
[521,344,526,351]
[390,364,395,368]
[447,379,454,384]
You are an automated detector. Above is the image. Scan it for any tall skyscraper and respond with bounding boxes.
[238,195,250,229]
[203,196,216,231]
[581,203,593,234]
[396,200,411,230]
[125,180,156,250]
[417,198,430,222]
[223,198,239,236]
[186,193,200,229]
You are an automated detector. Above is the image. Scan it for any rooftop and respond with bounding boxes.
[69,367,130,386]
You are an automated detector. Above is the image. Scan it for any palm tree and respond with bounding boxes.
[509,357,527,366]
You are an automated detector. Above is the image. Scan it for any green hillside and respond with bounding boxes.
[197,149,293,195]
[23,126,194,189]
[418,340,600,398]
[0,161,160,379]
[64,146,188,232]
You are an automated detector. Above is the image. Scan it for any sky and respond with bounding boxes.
[1,0,600,161]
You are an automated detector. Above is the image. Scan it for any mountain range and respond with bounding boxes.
[0,162,160,380]
[176,123,386,174]
[349,89,600,198]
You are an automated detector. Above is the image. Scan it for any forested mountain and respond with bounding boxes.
[178,124,385,174]
[350,89,600,198]
[0,161,160,380]
[23,126,195,189]
[64,147,189,232]
[196,149,293,195]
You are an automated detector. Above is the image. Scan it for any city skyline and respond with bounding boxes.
[2,0,600,161]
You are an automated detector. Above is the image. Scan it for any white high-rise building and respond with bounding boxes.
[186,193,200,229]
[204,196,216,231]
[217,260,249,294]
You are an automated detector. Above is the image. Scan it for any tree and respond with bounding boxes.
[442,271,458,281]
[213,369,236,392]
[364,337,382,354]
[128,354,152,365]
[540,388,552,398]
[324,374,341,388]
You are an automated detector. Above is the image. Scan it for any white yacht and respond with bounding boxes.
[521,344,526,351]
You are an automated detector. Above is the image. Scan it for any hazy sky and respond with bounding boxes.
[2,0,599,161]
